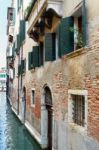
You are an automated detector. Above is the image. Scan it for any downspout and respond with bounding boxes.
[83,0,88,46]
[18,66,19,115]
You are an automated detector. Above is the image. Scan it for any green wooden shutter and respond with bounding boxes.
[20,0,23,6]
[82,0,87,47]
[28,52,31,70]
[21,59,25,74]
[13,68,15,78]
[20,20,26,45]
[24,59,26,72]
[18,0,20,11]
[39,42,44,66]
[45,33,55,61]
[59,17,74,56]
[12,43,15,57]
[17,0,19,11]
[30,52,34,69]
[17,34,20,53]
[18,64,21,75]
[32,46,39,68]
[56,26,61,57]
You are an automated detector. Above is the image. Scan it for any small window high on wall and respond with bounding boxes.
[72,3,86,50]
[58,3,86,56]
[74,16,83,50]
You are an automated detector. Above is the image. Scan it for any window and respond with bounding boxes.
[74,16,83,50]
[68,90,88,129]
[31,89,35,106]
[72,94,85,126]
[72,4,86,50]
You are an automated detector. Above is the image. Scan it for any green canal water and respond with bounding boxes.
[0,92,42,150]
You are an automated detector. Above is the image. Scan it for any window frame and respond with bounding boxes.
[74,15,83,51]
[68,2,86,52]
[68,89,88,132]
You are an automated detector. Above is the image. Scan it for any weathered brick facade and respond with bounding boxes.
[7,0,99,150]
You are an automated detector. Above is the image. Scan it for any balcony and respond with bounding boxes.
[24,0,37,20]
[8,35,13,43]
[25,0,63,35]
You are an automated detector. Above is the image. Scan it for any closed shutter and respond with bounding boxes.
[20,20,26,45]
[13,68,15,78]
[17,34,20,53]
[15,48,18,54]
[59,17,74,56]
[28,52,31,70]
[39,42,44,66]
[56,26,61,58]
[12,43,15,57]
[23,59,26,73]
[18,64,21,76]
[45,33,56,61]
[18,0,20,11]
[32,46,39,68]
[21,59,25,74]
[20,0,23,6]
[82,0,87,47]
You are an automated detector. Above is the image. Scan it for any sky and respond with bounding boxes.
[0,0,11,69]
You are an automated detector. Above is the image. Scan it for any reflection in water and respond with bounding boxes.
[0,92,41,150]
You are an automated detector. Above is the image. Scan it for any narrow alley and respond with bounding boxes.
[0,92,41,150]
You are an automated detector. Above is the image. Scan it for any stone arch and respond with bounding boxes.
[41,84,53,150]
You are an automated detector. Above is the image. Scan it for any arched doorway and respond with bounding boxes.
[41,85,53,150]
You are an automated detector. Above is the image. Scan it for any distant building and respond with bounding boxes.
[0,69,6,91]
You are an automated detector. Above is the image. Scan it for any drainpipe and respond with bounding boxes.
[18,70,19,115]
[83,0,88,46]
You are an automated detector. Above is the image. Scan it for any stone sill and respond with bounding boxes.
[26,47,89,74]
[69,122,87,135]
[65,47,89,59]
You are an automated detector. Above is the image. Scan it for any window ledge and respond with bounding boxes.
[69,122,87,135]
[65,47,89,59]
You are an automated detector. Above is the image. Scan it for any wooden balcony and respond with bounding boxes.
[25,0,63,35]
[9,59,14,69]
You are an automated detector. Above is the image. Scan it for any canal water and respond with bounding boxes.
[0,92,42,150]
